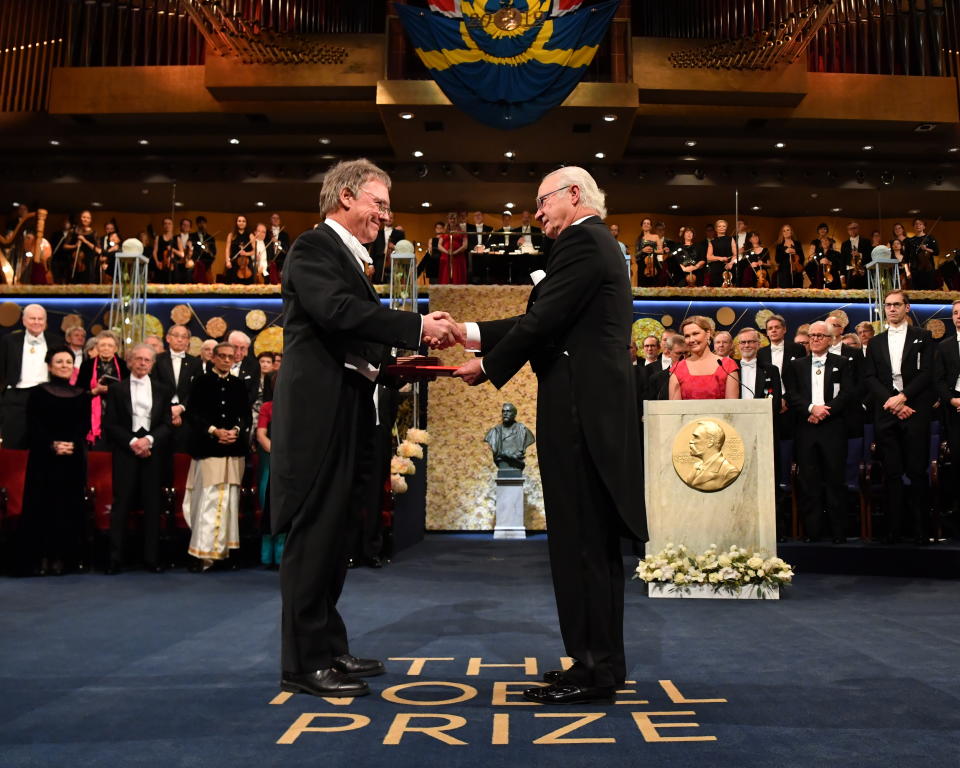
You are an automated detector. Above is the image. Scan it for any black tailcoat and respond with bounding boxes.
[271,222,422,674]
[477,215,646,689]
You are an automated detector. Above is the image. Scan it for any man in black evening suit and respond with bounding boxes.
[782,322,856,543]
[466,211,494,284]
[271,159,459,698]
[934,300,960,525]
[454,167,647,705]
[0,303,64,448]
[154,323,202,454]
[103,344,173,573]
[368,211,404,283]
[864,291,937,543]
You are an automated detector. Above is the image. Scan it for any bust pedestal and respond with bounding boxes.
[493,468,526,540]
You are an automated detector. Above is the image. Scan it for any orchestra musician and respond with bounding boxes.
[635,217,663,288]
[171,218,194,283]
[152,217,177,284]
[266,213,291,285]
[906,217,940,290]
[97,220,121,283]
[705,218,737,288]
[63,210,98,284]
[740,231,770,288]
[224,215,250,282]
[773,224,804,289]
[190,216,216,284]
[672,226,705,287]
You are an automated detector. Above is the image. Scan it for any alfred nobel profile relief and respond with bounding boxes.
[671,419,743,493]
[484,403,535,471]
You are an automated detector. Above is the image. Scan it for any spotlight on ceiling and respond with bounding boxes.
[775,142,786,149]
[504,151,515,159]
[594,152,605,159]
[751,205,761,211]
[229,138,239,145]
[670,204,679,210]
[602,114,617,122]
[416,164,429,178]
[685,140,697,147]
[400,112,414,120]
[421,201,431,208]
[412,150,424,158]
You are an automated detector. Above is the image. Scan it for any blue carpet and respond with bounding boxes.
[1,535,959,767]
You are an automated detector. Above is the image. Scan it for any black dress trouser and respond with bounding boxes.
[280,373,376,674]
[536,357,627,689]
[110,445,165,567]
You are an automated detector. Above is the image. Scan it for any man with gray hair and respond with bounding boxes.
[272,158,461,699]
[453,165,646,705]
[0,303,64,448]
[103,342,173,573]
[227,329,259,404]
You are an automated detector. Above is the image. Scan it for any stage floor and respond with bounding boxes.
[2,535,959,767]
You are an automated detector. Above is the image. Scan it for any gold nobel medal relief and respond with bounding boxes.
[493,7,522,30]
[672,418,744,493]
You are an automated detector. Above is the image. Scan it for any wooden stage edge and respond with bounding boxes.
[0,283,958,302]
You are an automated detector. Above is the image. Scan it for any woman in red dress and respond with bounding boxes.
[669,316,740,400]
[438,211,467,284]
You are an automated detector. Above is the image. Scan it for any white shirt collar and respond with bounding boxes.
[26,331,44,342]
[131,374,149,383]
[572,215,593,226]
[325,217,373,266]
[812,353,828,362]
[888,324,907,334]
[741,358,757,367]
[171,351,186,359]
[771,341,784,349]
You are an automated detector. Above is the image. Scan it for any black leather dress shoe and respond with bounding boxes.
[543,669,625,687]
[523,682,615,705]
[347,557,359,569]
[333,654,385,677]
[280,668,369,697]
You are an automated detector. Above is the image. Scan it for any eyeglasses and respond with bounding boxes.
[535,185,570,210]
[739,339,759,344]
[358,187,391,216]
[807,333,829,339]
[884,301,905,308]
[214,353,234,359]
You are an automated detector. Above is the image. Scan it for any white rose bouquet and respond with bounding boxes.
[635,543,794,598]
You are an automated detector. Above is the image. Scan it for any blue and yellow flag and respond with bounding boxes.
[395,0,620,130]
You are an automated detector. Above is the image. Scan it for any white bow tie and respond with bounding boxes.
[171,352,185,359]
[741,360,756,368]
[889,326,906,334]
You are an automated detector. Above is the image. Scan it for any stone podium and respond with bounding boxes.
[643,399,777,558]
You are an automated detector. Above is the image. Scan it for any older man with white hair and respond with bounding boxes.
[226,329,259,404]
[454,165,647,705]
[0,303,64,448]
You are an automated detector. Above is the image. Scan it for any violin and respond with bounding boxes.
[721,267,734,288]
[785,241,803,273]
[641,239,658,278]
[72,226,94,278]
[235,253,253,281]
[850,251,865,277]
[822,258,834,286]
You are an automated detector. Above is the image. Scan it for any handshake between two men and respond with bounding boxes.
[418,311,487,386]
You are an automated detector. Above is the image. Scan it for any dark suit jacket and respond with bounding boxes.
[466,224,494,252]
[863,326,936,420]
[186,371,251,458]
[476,216,646,540]
[740,360,782,402]
[0,330,65,390]
[154,352,202,408]
[647,366,672,402]
[270,223,422,534]
[369,225,405,282]
[782,353,856,431]
[758,340,806,372]
[934,335,960,406]
[234,354,261,405]
[103,376,173,451]
[190,230,217,264]
[840,236,871,266]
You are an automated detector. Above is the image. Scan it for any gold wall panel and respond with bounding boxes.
[425,285,545,531]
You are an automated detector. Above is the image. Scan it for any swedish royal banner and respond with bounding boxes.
[394,0,620,130]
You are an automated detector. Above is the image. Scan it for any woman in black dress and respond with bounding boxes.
[774,224,805,288]
[152,216,176,283]
[672,226,705,287]
[63,209,99,284]
[740,231,770,288]
[705,218,736,287]
[417,221,444,283]
[17,347,91,576]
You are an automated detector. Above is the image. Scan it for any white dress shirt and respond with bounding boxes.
[129,375,155,446]
[769,342,785,372]
[887,324,907,392]
[810,354,827,407]
[170,351,186,405]
[18,332,48,388]
[829,341,843,356]
[740,358,757,399]
[955,334,960,392]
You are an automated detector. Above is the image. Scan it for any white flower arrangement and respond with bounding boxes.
[635,543,794,598]
[390,430,430,494]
